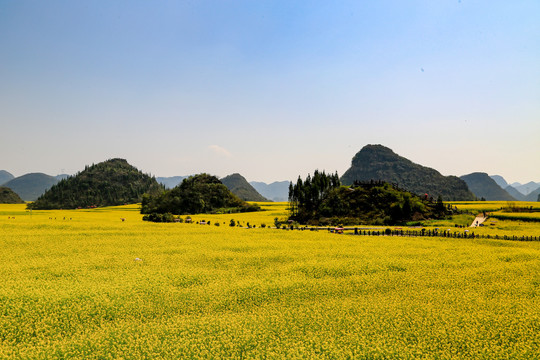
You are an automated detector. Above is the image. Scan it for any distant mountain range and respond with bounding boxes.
[250,181,290,202]
[459,174,540,202]
[502,185,526,201]
[488,175,540,201]
[460,173,515,201]
[340,145,475,201]
[156,176,188,189]
[2,150,539,204]
[1,173,60,201]
[511,181,540,196]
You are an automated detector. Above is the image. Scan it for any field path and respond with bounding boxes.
[470,215,487,227]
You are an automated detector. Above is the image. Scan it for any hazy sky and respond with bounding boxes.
[1,1,539,184]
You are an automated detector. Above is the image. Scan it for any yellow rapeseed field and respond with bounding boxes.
[1,203,539,359]
[449,201,540,213]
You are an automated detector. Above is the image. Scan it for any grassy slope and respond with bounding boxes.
[0,203,539,359]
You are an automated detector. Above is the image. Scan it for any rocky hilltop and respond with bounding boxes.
[341,145,475,201]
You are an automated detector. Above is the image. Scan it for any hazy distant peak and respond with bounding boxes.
[513,181,540,196]
[156,176,188,189]
[490,175,508,189]
[0,170,15,185]
[250,181,290,202]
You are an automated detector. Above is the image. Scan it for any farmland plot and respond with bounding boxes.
[1,204,539,359]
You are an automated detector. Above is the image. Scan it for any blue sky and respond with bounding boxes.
[1,1,539,183]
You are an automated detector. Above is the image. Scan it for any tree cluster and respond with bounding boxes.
[141,174,260,216]
[289,172,449,226]
[288,170,341,220]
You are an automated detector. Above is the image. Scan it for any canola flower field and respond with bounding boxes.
[1,203,539,359]
[448,201,540,214]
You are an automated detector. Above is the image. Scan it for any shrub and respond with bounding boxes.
[142,212,175,223]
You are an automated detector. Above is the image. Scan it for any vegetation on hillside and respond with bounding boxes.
[221,173,269,202]
[29,159,162,209]
[341,144,475,201]
[141,173,260,218]
[289,170,449,226]
[0,187,24,204]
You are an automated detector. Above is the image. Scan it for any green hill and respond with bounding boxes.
[460,172,516,201]
[0,187,24,204]
[29,159,162,209]
[0,170,15,185]
[221,173,269,202]
[141,173,260,216]
[3,173,59,201]
[341,145,475,201]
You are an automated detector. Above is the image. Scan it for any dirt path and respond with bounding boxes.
[470,215,487,227]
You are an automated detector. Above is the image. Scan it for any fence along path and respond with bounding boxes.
[279,226,539,242]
